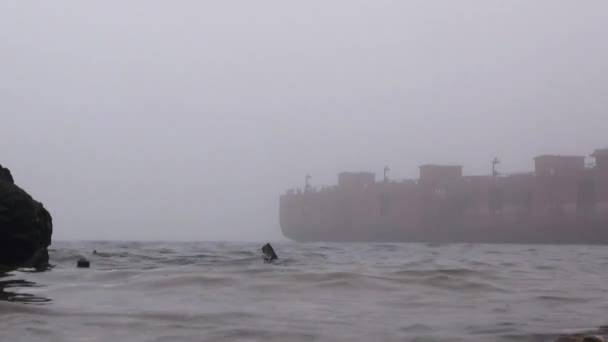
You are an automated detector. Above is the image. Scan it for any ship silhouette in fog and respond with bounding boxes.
[280,149,608,244]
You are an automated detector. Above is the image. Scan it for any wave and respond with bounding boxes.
[4,241,607,342]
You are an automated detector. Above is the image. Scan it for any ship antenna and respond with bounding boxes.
[384,165,391,182]
[492,157,500,177]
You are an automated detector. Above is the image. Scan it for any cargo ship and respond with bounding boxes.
[280,149,608,244]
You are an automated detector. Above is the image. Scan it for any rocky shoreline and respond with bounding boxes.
[553,327,608,342]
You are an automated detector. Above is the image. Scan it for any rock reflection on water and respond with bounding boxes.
[0,273,51,304]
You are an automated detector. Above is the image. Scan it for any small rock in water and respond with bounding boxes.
[261,243,278,262]
[77,258,90,268]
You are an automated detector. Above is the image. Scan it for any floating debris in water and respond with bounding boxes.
[77,258,90,268]
[261,243,278,262]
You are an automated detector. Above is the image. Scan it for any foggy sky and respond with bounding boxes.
[1,1,606,241]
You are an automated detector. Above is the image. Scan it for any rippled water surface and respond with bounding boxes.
[2,241,608,342]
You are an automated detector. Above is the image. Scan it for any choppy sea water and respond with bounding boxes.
[2,241,608,342]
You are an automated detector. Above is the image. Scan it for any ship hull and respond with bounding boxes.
[281,222,608,244]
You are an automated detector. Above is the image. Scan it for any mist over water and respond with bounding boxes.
[2,242,608,342]
[1,2,607,241]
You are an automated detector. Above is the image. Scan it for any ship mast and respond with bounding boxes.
[383,166,390,182]
[492,157,500,177]
[305,174,311,191]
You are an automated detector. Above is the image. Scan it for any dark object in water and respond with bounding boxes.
[77,258,90,268]
[262,243,278,262]
[0,164,53,270]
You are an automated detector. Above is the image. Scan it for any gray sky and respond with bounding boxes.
[1,1,606,241]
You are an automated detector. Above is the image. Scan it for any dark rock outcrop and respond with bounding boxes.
[0,164,52,270]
